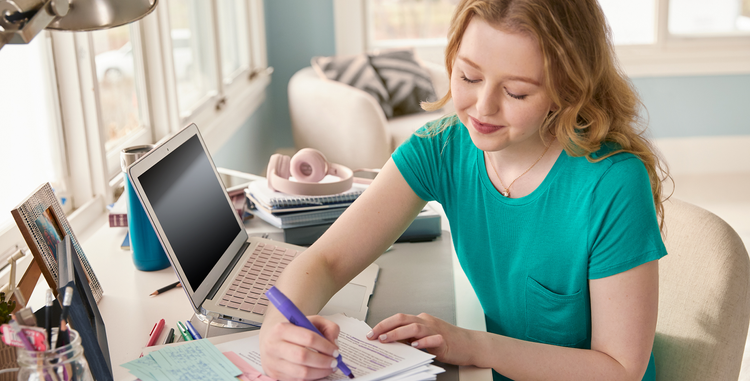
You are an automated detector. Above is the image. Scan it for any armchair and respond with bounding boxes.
[288,59,453,170]
[655,198,750,380]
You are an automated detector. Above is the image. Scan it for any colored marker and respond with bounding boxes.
[266,286,354,379]
[184,320,202,340]
[146,319,165,347]
[139,319,165,357]
[176,321,192,341]
[163,328,175,345]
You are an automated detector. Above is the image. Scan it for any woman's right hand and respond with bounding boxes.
[259,315,342,381]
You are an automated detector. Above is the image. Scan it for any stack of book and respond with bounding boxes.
[245,180,441,246]
[107,194,129,228]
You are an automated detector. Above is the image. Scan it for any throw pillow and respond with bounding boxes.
[311,48,437,119]
[369,48,437,118]
[311,54,391,116]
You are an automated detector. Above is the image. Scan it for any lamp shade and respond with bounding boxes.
[46,0,158,31]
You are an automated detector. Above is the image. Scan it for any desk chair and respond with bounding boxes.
[288,60,453,170]
[654,198,750,380]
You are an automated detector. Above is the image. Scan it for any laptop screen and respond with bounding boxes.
[138,134,241,291]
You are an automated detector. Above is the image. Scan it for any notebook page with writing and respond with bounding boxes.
[215,313,443,381]
[122,339,241,381]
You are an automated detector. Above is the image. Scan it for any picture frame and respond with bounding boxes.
[58,236,112,381]
[10,183,103,303]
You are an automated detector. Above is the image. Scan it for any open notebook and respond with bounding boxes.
[127,123,378,326]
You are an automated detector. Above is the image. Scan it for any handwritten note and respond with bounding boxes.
[121,339,241,381]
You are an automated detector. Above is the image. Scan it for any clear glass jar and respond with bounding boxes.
[15,328,93,381]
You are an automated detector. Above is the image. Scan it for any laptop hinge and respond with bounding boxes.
[207,241,251,300]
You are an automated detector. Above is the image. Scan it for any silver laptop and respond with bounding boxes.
[127,123,378,326]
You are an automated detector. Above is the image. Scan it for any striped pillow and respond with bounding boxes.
[311,48,437,119]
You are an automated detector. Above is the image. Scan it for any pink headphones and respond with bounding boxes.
[267,148,355,196]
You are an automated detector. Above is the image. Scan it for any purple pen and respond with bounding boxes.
[265,286,355,379]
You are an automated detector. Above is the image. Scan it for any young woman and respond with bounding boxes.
[259,0,668,380]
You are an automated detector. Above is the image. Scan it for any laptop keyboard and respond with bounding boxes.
[218,242,300,315]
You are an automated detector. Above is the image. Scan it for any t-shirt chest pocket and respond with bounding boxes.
[525,276,587,347]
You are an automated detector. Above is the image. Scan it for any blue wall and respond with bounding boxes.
[212,98,276,175]
[632,75,750,138]
[215,0,749,172]
[214,0,336,174]
[264,0,336,148]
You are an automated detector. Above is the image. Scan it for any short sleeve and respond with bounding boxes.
[587,156,667,279]
[391,125,446,203]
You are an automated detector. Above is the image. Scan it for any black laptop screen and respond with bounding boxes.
[138,135,240,291]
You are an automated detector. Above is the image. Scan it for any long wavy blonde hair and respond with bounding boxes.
[423,0,670,227]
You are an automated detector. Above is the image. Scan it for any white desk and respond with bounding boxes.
[75,203,492,381]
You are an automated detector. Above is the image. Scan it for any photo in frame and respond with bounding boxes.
[10,182,103,302]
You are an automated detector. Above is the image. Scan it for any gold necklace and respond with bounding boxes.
[487,144,551,198]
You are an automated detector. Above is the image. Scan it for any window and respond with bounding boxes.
[335,0,750,77]
[0,0,269,272]
[368,0,458,47]
[668,0,750,35]
[167,0,218,116]
[217,0,251,83]
[0,34,66,266]
[159,0,270,150]
[599,0,656,45]
[92,25,153,179]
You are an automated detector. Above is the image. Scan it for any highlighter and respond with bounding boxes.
[266,286,354,379]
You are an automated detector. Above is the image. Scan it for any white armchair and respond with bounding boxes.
[654,198,750,380]
[288,60,453,170]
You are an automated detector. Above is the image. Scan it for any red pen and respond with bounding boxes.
[140,319,165,357]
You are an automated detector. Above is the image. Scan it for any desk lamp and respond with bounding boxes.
[0,0,157,51]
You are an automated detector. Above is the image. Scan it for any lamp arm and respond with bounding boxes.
[0,0,69,49]
[0,0,156,52]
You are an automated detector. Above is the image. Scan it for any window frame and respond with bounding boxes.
[157,0,271,154]
[335,0,750,78]
[0,0,270,283]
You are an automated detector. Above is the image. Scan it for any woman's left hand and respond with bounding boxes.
[367,313,475,366]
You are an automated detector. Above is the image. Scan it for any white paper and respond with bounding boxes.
[215,314,443,381]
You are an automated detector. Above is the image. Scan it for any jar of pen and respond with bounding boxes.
[15,328,92,381]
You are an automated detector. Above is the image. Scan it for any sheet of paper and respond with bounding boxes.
[215,314,443,381]
[121,339,242,381]
[223,351,276,381]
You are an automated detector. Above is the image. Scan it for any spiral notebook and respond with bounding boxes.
[245,180,368,214]
[249,205,348,229]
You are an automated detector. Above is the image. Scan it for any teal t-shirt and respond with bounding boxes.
[392,119,667,381]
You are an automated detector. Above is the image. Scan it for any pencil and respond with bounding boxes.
[54,286,74,349]
[149,281,181,296]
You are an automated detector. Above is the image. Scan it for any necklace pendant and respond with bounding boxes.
[501,190,510,197]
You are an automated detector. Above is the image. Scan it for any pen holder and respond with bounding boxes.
[121,145,170,272]
[15,328,93,381]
